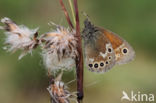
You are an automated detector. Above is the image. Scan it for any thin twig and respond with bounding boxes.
[73,0,84,102]
[59,0,74,29]
[58,0,84,102]
[68,0,76,25]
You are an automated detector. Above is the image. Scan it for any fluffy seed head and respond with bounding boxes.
[0,17,39,59]
[47,81,71,103]
[47,72,76,103]
[41,26,78,72]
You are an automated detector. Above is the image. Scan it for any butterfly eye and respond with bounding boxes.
[88,64,93,68]
[94,63,98,68]
[100,62,104,67]
[122,48,128,54]
[94,29,98,32]
[108,48,112,53]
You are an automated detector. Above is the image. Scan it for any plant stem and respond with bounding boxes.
[58,0,84,102]
[59,0,74,29]
[73,0,84,102]
[68,0,76,25]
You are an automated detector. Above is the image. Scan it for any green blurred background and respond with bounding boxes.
[0,0,156,103]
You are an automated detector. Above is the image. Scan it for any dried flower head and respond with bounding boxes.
[0,17,39,59]
[41,26,78,72]
[47,72,77,103]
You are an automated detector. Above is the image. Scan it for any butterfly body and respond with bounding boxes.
[82,19,135,73]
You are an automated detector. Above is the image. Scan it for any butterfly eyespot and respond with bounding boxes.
[88,64,93,68]
[100,62,104,67]
[108,56,112,59]
[108,48,112,53]
[122,48,128,54]
[105,61,109,64]
[94,63,98,68]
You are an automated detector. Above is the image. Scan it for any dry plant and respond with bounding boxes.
[0,0,136,103]
[0,0,84,103]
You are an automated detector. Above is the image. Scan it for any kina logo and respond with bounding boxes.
[121,91,154,102]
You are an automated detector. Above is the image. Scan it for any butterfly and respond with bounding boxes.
[82,18,135,73]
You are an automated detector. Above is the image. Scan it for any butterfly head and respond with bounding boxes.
[82,19,99,44]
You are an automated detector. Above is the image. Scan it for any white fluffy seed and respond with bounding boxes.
[41,26,78,72]
[0,17,39,59]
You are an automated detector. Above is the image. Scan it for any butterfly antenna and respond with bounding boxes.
[82,11,91,21]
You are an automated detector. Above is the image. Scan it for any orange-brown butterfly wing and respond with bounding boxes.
[99,28,135,65]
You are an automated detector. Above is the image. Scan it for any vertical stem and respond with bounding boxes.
[68,0,76,25]
[58,0,84,102]
[59,0,74,29]
[73,0,84,102]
